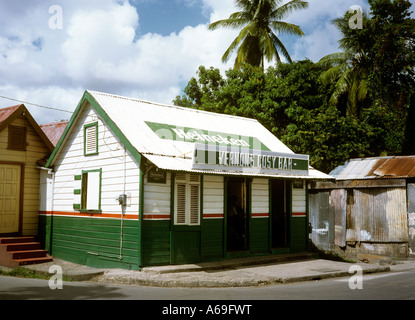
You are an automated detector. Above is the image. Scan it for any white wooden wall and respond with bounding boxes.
[143,172,171,220]
[292,181,307,216]
[51,103,141,218]
[203,175,224,218]
[251,178,269,217]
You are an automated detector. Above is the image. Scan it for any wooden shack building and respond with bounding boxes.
[40,90,331,269]
[309,156,415,260]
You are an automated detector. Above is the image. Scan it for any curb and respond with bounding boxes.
[97,263,391,288]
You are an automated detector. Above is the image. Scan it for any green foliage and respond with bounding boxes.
[174,0,415,173]
[282,106,374,173]
[208,0,308,69]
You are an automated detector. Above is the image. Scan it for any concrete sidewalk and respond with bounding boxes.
[15,252,409,288]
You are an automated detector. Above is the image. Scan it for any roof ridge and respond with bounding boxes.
[40,120,69,126]
[87,90,259,123]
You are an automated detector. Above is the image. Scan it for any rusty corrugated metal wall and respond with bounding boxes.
[309,191,334,251]
[348,188,408,243]
[331,189,346,247]
[309,185,410,253]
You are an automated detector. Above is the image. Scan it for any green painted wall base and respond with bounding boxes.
[40,213,309,269]
[46,215,140,270]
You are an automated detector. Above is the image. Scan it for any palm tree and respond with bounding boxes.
[318,50,368,118]
[317,12,370,118]
[208,0,309,70]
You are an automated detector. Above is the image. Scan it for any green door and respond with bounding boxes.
[171,226,201,264]
[171,173,201,265]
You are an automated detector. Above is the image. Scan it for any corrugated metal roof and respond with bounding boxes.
[331,156,415,180]
[0,105,22,123]
[0,104,54,152]
[89,90,293,158]
[40,121,68,146]
[75,90,333,180]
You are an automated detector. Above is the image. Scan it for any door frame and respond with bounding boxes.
[270,179,291,252]
[0,161,24,236]
[225,177,251,255]
[170,172,202,265]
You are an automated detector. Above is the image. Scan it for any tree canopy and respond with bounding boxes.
[174,0,415,173]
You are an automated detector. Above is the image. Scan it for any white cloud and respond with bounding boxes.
[0,0,368,124]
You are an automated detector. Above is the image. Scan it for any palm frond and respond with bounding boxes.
[271,0,309,20]
[270,20,305,36]
[319,64,347,84]
[208,17,250,30]
[221,22,257,63]
[261,30,280,62]
[269,32,291,62]
[317,52,348,70]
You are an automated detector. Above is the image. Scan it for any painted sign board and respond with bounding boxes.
[192,144,309,175]
[145,121,271,151]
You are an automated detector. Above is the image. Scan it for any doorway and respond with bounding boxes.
[271,180,290,249]
[227,178,249,252]
[0,164,22,235]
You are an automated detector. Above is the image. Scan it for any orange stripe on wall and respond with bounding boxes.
[292,212,306,217]
[38,211,139,220]
[143,214,170,220]
[251,213,269,218]
[203,213,224,218]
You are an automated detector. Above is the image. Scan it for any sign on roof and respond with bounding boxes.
[192,144,309,175]
[145,121,271,151]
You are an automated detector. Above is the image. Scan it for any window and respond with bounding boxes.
[175,173,200,225]
[81,169,102,212]
[84,122,98,156]
[8,125,27,151]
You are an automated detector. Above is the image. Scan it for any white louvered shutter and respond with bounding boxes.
[190,184,200,225]
[175,174,200,225]
[85,125,97,154]
[176,183,186,224]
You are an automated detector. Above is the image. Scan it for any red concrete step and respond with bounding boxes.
[5,242,41,252]
[13,256,53,266]
[0,237,53,267]
[0,236,35,244]
[12,249,48,260]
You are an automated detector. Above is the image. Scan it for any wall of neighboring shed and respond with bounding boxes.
[0,114,51,236]
[309,182,409,258]
[408,183,415,255]
[47,104,141,269]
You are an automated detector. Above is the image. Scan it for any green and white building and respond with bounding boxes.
[39,90,331,270]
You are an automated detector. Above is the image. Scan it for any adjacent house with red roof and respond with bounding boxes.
[0,104,54,266]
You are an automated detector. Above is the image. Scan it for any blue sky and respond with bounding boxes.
[0,0,410,124]
[132,0,210,36]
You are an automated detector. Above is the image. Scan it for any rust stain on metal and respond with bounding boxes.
[334,156,415,180]
[373,156,415,178]
[40,121,68,146]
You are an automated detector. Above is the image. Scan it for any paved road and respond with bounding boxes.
[0,267,414,300]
